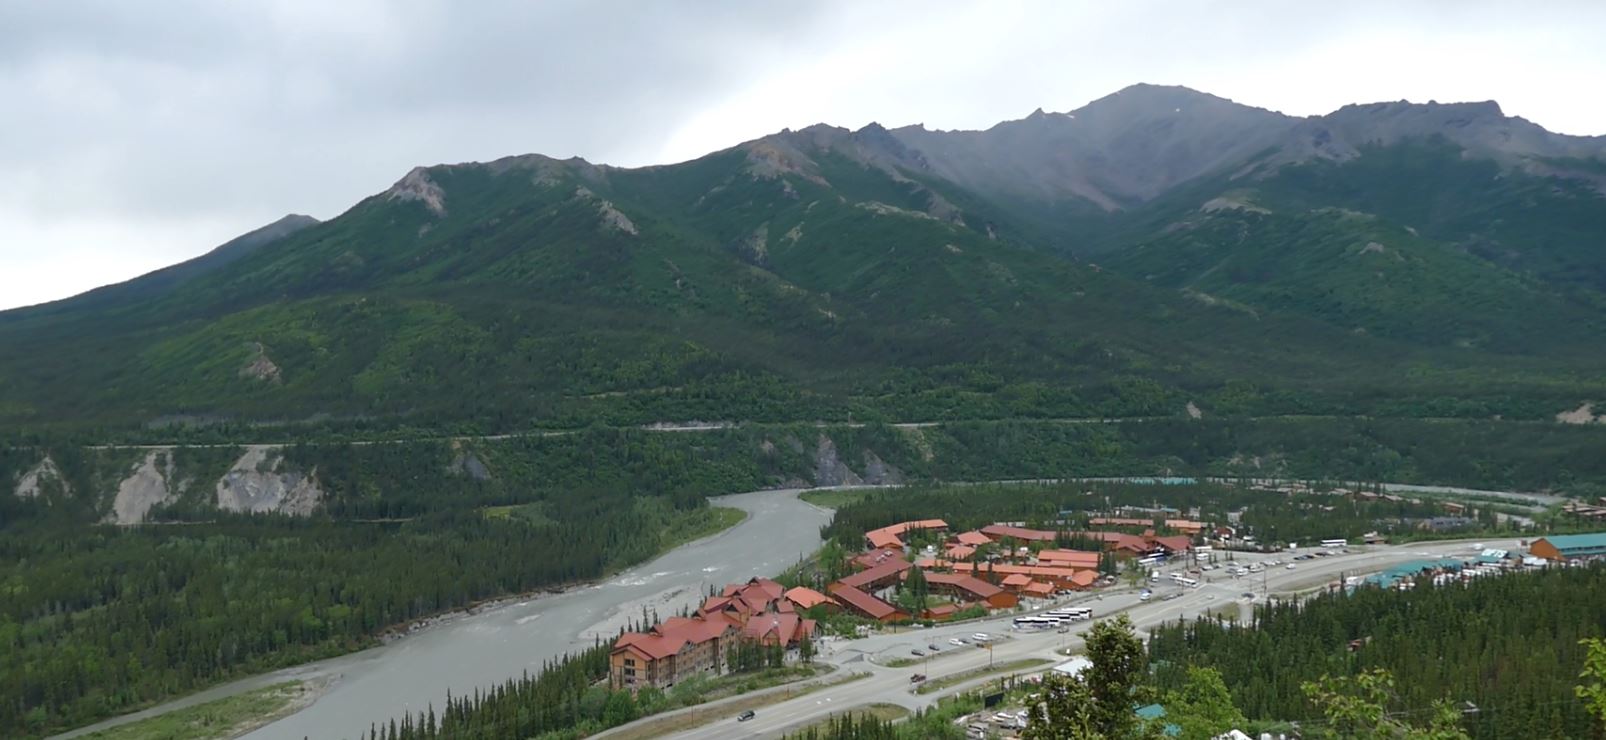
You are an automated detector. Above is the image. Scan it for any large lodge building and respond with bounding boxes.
[610,577,821,691]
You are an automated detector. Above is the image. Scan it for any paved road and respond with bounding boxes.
[655,537,1525,739]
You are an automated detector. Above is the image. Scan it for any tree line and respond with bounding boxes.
[1147,565,1606,738]
[0,493,720,738]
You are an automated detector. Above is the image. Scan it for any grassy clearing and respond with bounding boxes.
[1206,602,1242,621]
[81,681,313,740]
[799,488,877,509]
[603,671,869,740]
[914,658,1053,695]
[658,506,747,550]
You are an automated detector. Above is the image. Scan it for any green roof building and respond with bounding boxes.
[1531,532,1606,561]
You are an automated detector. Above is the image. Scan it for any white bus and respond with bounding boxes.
[1048,607,1092,621]
[1321,539,1347,549]
[1012,617,1056,631]
[1175,576,1200,588]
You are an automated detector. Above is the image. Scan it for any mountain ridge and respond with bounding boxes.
[2,84,1603,435]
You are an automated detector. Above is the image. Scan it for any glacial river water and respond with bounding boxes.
[56,488,831,740]
[250,488,829,740]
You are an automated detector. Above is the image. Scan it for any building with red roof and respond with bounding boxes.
[740,611,816,647]
[1075,531,1154,556]
[980,524,1058,542]
[1089,517,1206,535]
[610,614,737,691]
[1152,535,1193,554]
[923,572,1018,609]
[944,544,978,561]
[954,530,993,547]
[1036,549,1102,569]
[783,586,839,613]
[612,576,806,691]
[836,557,914,592]
[863,519,949,550]
[851,548,907,571]
[828,583,906,622]
[1023,581,1056,598]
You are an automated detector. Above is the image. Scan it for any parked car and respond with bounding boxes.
[1241,592,1256,599]
[910,673,927,683]
[911,649,925,656]
[738,710,756,722]
[949,637,966,646]
[928,643,940,651]
[972,633,991,642]
[1140,591,1153,602]
[1286,563,1297,570]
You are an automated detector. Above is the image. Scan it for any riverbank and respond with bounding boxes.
[78,680,329,740]
[376,505,747,644]
[48,503,756,740]
[241,489,827,740]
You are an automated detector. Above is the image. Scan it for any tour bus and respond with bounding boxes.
[1136,554,1164,568]
[1320,538,1347,549]
[1012,616,1056,631]
[1047,607,1093,621]
[1173,576,1200,588]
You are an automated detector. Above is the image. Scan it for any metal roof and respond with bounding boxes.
[1539,532,1606,553]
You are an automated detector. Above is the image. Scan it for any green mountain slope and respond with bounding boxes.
[1,88,1603,436]
[1105,195,1606,351]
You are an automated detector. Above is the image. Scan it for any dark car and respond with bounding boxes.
[928,643,940,651]
[910,673,927,683]
[911,649,925,656]
[738,710,756,722]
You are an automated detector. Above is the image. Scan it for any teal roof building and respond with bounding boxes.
[1532,532,1606,561]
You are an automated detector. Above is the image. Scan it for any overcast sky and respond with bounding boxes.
[4,0,1605,310]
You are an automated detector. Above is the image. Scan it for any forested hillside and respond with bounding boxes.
[9,417,1606,525]
[1148,566,1606,738]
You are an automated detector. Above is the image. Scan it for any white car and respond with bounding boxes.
[1286,563,1297,570]
[949,638,965,646]
[972,633,991,642]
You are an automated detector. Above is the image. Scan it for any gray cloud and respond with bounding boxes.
[3,0,1604,309]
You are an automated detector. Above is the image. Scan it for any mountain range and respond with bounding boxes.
[4,83,1604,434]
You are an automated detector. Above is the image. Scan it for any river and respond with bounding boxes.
[55,488,830,740]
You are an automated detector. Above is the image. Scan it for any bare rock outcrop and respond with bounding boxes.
[813,435,863,487]
[574,187,638,235]
[110,451,175,525]
[857,201,936,220]
[1556,403,1603,424]
[448,450,492,481]
[239,342,283,384]
[216,446,323,516]
[386,167,447,216]
[860,452,903,485]
[15,456,68,499]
